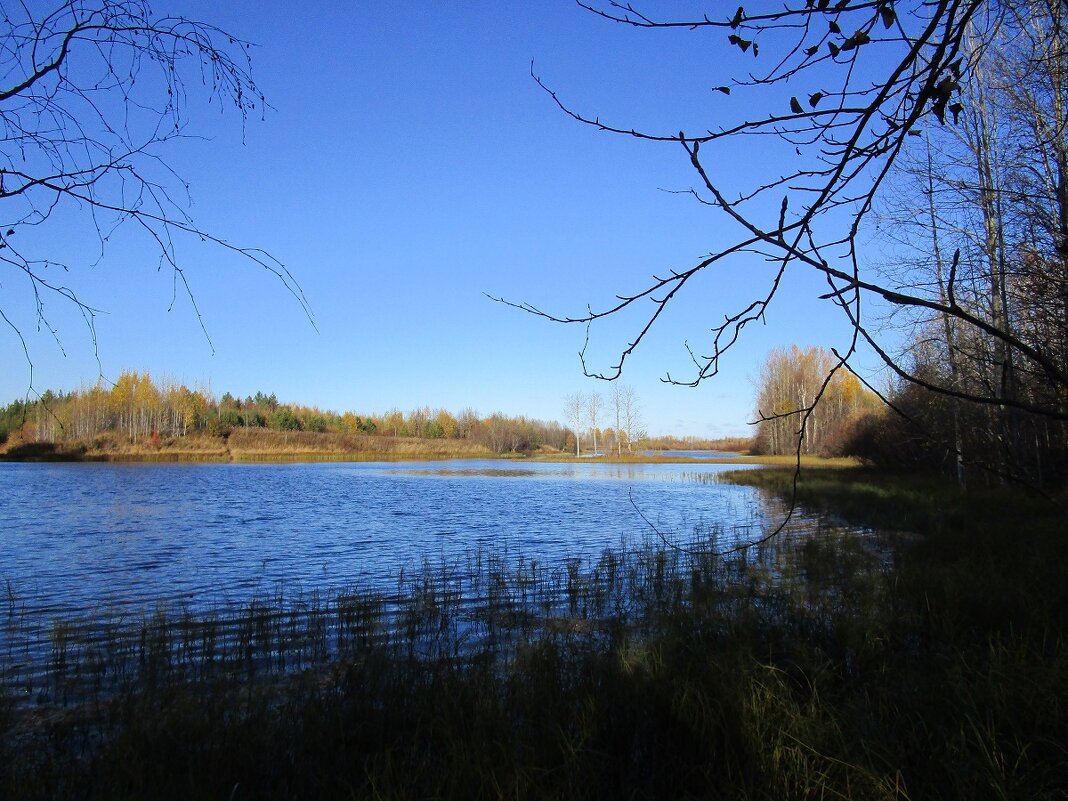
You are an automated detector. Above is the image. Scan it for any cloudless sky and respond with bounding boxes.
[1,1,880,437]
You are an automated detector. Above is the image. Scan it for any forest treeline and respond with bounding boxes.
[750,345,882,457]
[1,373,763,458]
[0,372,574,455]
[748,0,1068,491]
[855,2,1068,489]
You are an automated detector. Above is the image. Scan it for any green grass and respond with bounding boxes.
[2,469,1066,799]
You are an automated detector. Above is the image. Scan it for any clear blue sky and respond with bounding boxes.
[1,1,874,438]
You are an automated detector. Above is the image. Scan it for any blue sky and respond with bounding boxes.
[1,1,873,437]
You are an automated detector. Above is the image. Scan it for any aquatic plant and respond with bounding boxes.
[1,471,1065,799]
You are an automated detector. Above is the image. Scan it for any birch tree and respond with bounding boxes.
[871,2,1068,484]
[586,392,603,454]
[564,392,586,457]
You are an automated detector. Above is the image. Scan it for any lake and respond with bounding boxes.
[0,459,771,614]
[0,459,788,687]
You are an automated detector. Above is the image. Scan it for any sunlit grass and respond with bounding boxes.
[4,429,866,466]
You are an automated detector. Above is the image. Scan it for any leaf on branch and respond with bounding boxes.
[932,97,948,124]
[790,96,803,114]
[728,34,752,52]
[929,76,960,123]
[937,77,960,97]
[808,91,824,107]
[817,0,830,9]
[880,5,896,29]
[829,20,841,34]
[840,30,871,51]
[804,44,819,56]
[730,6,744,28]
[828,41,840,57]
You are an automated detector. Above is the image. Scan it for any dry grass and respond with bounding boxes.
[536,452,861,467]
[736,453,861,468]
[226,429,497,460]
[4,429,861,466]
[2,429,502,462]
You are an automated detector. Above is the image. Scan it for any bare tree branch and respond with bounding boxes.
[1,0,313,393]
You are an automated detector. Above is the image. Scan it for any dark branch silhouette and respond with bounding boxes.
[498,1,1068,511]
[1,0,313,397]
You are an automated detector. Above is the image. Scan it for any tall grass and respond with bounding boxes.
[2,470,1066,799]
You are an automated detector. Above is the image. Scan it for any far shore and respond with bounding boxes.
[0,429,855,468]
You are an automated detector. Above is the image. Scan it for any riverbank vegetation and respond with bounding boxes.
[642,434,752,453]
[2,466,1064,799]
[0,372,575,458]
[0,428,505,463]
[0,374,758,462]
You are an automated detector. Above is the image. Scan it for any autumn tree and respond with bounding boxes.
[382,409,404,438]
[753,345,880,456]
[586,392,603,454]
[339,412,362,434]
[611,383,641,454]
[564,392,586,456]
[435,409,459,439]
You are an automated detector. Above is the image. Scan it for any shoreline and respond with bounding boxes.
[0,445,852,467]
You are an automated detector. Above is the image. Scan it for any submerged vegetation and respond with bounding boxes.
[2,467,1064,799]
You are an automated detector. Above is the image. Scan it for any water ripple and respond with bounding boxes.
[0,459,769,657]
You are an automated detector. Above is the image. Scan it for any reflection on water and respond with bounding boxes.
[395,468,543,478]
[642,450,744,459]
[0,459,777,667]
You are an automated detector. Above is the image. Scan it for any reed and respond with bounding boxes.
[2,471,1065,799]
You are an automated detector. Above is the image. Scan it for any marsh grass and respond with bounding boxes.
[2,470,1066,799]
[1,429,504,463]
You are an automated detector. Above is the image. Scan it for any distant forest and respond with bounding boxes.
[0,372,581,455]
[0,372,746,456]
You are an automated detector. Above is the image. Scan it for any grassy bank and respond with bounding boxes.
[0,429,502,463]
[2,428,856,466]
[2,469,1065,799]
[531,452,859,466]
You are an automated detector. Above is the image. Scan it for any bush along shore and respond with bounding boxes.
[1,468,1066,799]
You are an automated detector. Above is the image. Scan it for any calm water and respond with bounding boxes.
[0,459,771,655]
[642,450,743,459]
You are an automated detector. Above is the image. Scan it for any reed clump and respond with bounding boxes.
[2,470,1066,799]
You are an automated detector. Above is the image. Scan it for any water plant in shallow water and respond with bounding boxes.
[2,474,1066,799]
